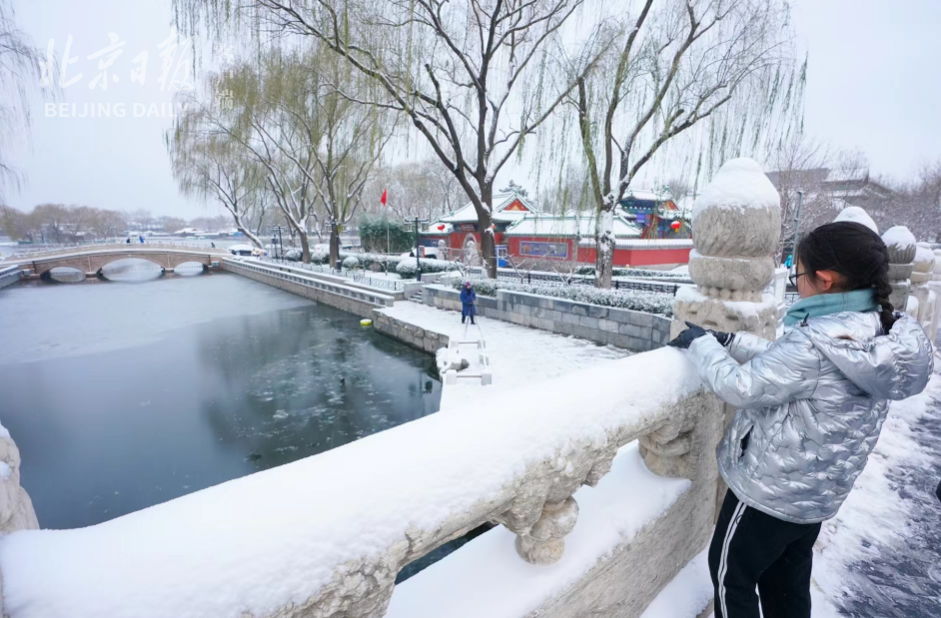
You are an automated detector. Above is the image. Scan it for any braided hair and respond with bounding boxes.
[796,221,897,333]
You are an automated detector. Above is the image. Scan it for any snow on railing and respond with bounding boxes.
[3,243,228,263]
[467,267,684,296]
[0,348,721,618]
[0,265,22,290]
[223,259,394,307]
[261,259,408,293]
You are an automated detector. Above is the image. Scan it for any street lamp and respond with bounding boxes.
[269,225,285,261]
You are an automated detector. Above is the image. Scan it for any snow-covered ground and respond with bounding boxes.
[378,302,629,401]
[642,346,941,618]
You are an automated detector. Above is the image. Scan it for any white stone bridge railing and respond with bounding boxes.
[1,242,229,262]
[0,265,22,290]
[0,348,723,618]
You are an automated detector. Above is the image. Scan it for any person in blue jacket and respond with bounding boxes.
[460,281,477,325]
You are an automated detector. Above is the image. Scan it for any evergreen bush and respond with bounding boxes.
[454,279,673,316]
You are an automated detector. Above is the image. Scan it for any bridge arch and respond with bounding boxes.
[97,257,165,282]
[41,266,86,283]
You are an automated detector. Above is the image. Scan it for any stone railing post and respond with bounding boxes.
[0,430,39,534]
[0,426,40,617]
[930,250,941,339]
[667,158,782,518]
[911,245,936,324]
[882,226,917,312]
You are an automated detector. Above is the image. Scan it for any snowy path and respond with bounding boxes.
[642,346,941,618]
[378,303,630,397]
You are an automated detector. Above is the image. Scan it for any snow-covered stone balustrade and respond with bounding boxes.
[910,245,938,340]
[0,349,723,618]
[222,258,394,318]
[0,265,23,291]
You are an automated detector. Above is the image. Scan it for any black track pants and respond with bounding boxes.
[708,491,822,618]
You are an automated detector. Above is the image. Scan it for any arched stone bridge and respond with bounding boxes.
[7,244,230,279]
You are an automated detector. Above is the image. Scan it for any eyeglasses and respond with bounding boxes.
[788,272,807,287]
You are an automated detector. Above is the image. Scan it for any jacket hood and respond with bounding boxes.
[803,312,934,400]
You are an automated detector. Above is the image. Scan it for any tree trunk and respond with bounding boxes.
[329,220,341,269]
[594,208,615,288]
[478,183,497,279]
[478,210,497,279]
[231,212,264,249]
[299,231,311,264]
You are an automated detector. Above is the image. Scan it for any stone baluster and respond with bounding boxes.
[666,158,782,519]
[493,436,620,564]
[910,245,935,323]
[931,250,941,339]
[882,226,917,312]
[0,426,40,618]
[0,430,39,535]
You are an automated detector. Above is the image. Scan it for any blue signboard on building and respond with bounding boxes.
[519,241,569,260]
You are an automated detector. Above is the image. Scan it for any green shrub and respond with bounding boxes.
[396,257,459,277]
[358,214,414,253]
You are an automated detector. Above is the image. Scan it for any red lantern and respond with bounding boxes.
[670,220,682,232]
[437,224,446,231]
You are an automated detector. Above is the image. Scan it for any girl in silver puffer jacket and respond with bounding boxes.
[669,222,933,618]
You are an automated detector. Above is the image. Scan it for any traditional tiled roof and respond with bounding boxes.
[438,191,539,224]
[505,213,642,238]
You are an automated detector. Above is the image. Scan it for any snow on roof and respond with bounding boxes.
[505,214,641,238]
[882,226,916,252]
[692,158,780,220]
[624,189,670,202]
[833,206,878,233]
[439,192,539,224]
[824,169,868,184]
[578,238,694,249]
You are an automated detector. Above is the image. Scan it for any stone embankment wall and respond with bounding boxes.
[371,310,449,354]
[223,259,393,318]
[424,285,671,352]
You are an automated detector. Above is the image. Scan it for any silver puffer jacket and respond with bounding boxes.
[687,311,934,524]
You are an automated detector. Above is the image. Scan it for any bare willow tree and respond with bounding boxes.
[174,0,606,277]
[766,133,832,258]
[0,0,51,198]
[173,47,393,263]
[168,115,272,248]
[574,0,802,287]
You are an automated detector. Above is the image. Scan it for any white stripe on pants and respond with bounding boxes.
[718,500,748,618]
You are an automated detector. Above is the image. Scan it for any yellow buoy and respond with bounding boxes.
[360,319,373,327]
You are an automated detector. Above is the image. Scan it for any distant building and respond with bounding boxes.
[618,189,692,239]
[419,189,538,262]
[422,188,693,268]
[765,168,894,209]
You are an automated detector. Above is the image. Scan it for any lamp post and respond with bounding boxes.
[407,217,429,281]
[269,225,284,261]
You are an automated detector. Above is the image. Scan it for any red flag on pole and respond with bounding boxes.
[380,189,387,206]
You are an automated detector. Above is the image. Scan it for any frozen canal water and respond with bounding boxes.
[0,274,440,529]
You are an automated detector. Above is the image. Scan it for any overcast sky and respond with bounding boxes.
[7,0,941,218]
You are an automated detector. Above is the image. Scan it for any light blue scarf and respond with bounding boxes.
[783,289,879,327]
